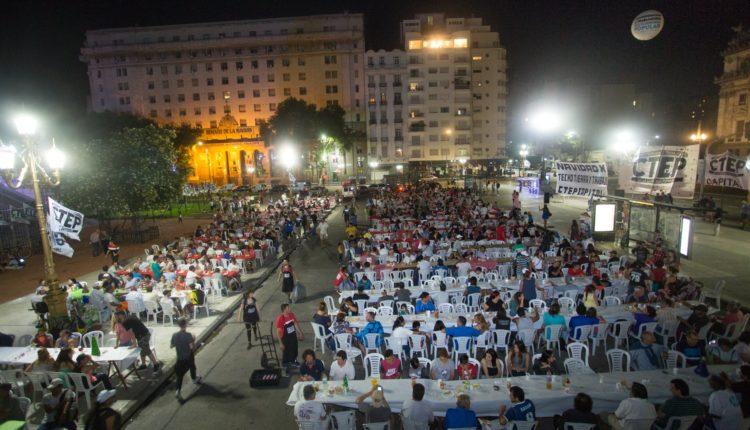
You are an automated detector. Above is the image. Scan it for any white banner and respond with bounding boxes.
[618,144,699,198]
[554,162,609,197]
[47,219,75,258]
[705,152,750,190]
[48,197,84,241]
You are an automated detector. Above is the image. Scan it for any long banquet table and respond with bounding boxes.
[287,365,735,417]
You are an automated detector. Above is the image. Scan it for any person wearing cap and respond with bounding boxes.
[0,382,24,422]
[84,389,122,430]
[39,378,77,430]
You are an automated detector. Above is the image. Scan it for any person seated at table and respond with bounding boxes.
[631,305,657,334]
[543,302,566,337]
[407,357,429,379]
[75,353,113,389]
[356,275,373,292]
[54,347,76,372]
[709,301,744,336]
[312,302,335,351]
[508,291,527,317]
[582,284,599,309]
[567,262,586,278]
[431,348,455,380]
[512,307,537,333]
[498,386,536,426]
[331,312,352,336]
[355,385,392,427]
[415,292,436,313]
[402,383,435,430]
[32,329,53,348]
[294,384,328,428]
[630,331,667,371]
[55,330,78,349]
[532,349,563,375]
[356,311,384,353]
[395,283,412,303]
[455,354,478,380]
[483,291,504,313]
[492,308,512,332]
[472,314,490,333]
[626,286,649,304]
[675,329,706,366]
[480,349,502,378]
[456,255,472,278]
[608,381,656,430]
[444,393,479,429]
[701,374,743,430]
[159,290,179,318]
[339,298,359,317]
[506,340,531,376]
[553,392,600,430]
[464,276,481,296]
[328,350,355,381]
[380,349,402,379]
[352,285,370,302]
[0,382,25,423]
[299,349,326,381]
[653,379,705,429]
[677,303,710,336]
[707,338,739,365]
[377,289,395,307]
[25,347,56,372]
[548,260,564,278]
[446,316,481,338]
[720,366,750,419]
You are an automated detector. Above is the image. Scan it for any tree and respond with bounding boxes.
[559,133,585,161]
[261,97,319,146]
[59,119,191,225]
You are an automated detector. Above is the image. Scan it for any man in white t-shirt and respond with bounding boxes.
[417,257,431,281]
[456,257,471,278]
[402,383,434,430]
[294,385,328,429]
[328,351,355,381]
[708,375,742,430]
[608,381,656,430]
[318,220,329,240]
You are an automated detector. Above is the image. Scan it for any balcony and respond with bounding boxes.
[379,82,387,87]
[454,80,470,90]
[455,124,471,131]
[409,121,426,132]
[454,56,469,63]
[409,97,424,105]
[409,111,424,118]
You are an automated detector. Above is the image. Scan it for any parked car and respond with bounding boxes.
[252,184,268,193]
[270,184,289,194]
[310,186,329,196]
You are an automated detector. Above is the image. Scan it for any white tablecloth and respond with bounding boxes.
[0,346,140,369]
[287,365,735,417]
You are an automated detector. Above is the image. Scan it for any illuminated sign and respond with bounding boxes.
[593,203,616,232]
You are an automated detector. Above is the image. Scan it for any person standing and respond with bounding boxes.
[542,204,552,229]
[171,318,202,400]
[741,200,749,230]
[239,290,260,349]
[279,260,296,303]
[275,303,304,372]
[90,229,101,257]
[114,311,160,372]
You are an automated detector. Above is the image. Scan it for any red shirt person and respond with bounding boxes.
[275,304,303,367]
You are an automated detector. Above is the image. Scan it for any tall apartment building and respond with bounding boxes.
[716,26,750,157]
[80,14,365,185]
[400,13,507,167]
[365,50,408,167]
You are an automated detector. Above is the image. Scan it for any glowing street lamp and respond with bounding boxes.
[278,143,298,170]
[527,108,563,135]
[395,164,403,172]
[368,160,379,169]
[611,128,639,154]
[1,113,68,325]
[690,132,708,142]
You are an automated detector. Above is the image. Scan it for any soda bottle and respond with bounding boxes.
[343,375,349,393]
[545,369,552,390]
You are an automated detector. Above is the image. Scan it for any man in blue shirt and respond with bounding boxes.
[444,393,479,429]
[499,386,536,425]
[356,311,384,352]
[445,316,481,338]
[465,277,481,296]
[568,305,599,340]
[415,293,435,313]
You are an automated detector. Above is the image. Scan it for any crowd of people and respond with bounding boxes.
[292,183,748,430]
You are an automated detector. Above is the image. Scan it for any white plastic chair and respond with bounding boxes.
[377,307,393,316]
[517,329,536,355]
[310,322,332,354]
[82,330,104,349]
[563,358,590,375]
[664,350,687,369]
[466,293,482,312]
[126,298,146,316]
[355,300,369,315]
[606,348,631,373]
[67,371,103,411]
[508,422,538,430]
[569,324,592,345]
[492,329,511,354]
[700,280,724,308]
[22,372,49,402]
[384,336,407,361]
[330,410,356,430]
[558,297,575,315]
[452,336,474,361]
[602,296,621,307]
[364,333,381,354]
[590,323,609,356]
[364,353,385,379]
[408,334,428,359]
[324,296,337,315]
[438,303,454,315]
[334,333,362,361]
[529,299,546,313]
[566,342,590,367]
[473,331,493,356]
[161,302,176,325]
[144,300,160,324]
[431,331,449,358]
[608,320,631,349]
[363,423,390,430]
[663,415,697,430]
[193,293,210,319]
[542,325,563,354]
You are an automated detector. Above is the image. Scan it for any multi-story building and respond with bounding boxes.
[716,26,750,156]
[401,13,507,169]
[80,13,365,185]
[364,50,408,169]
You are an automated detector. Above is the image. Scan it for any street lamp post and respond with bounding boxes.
[0,114,68,326]
[691,123,710,200]
[519,145,529,177]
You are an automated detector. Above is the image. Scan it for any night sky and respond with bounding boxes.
[1,0,748,142]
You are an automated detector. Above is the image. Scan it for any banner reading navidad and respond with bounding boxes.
[705,151,750,190]
[618,144,699,198]
[554,162,608,197]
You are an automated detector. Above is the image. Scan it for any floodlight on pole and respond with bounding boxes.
[13,113,40,136]
[278,143,298,169]
[527,108,562,134]
[368,160,379,169]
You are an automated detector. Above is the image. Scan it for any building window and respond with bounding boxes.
[237,76,244,84]
[282,58,290,67]
[147,81,155,90]
[251,60,258,69]
[194,108,201,115]
[164,109,172,117]
[740,94,748,106]
[205,63,213,72]
[220,62,228,71]
[206,78,214,86]
[268,89,276,97]
[163,95,171,103]
[161,80,169,89]
[179,109,186,117]
[235,61,243,70]
[324,55,337,64]
[266,59,274,68]
[298,57,306,66]
[254,104,261,112]
[221,77,229,85]
[299,87,307,95]
[239,105,246,112]
[325,85,338,94]
[210,121,217,128]
[284,88,291,96]
[208,92,215,101]
[116,67,127,77]
[269,103,277,111]
[209,107,216,114]
[240,119,247,126]
[252,75,259,83]
[192,78,199,87]
[252,89,260,97]
[149,110,157,117]
[283,73,290,82]
[298,72,306,80]
[149,96,156,104]
[267,74,275,82]
[238,90,245,99]
[177,94,185,102]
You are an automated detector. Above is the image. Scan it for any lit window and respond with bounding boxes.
[408,40,423,50]
[472,56,482,61]
[454,38,468,48]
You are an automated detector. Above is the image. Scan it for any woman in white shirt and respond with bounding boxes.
[328,350,355,381]
[608,382,656,430]
[707,374,742,430]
